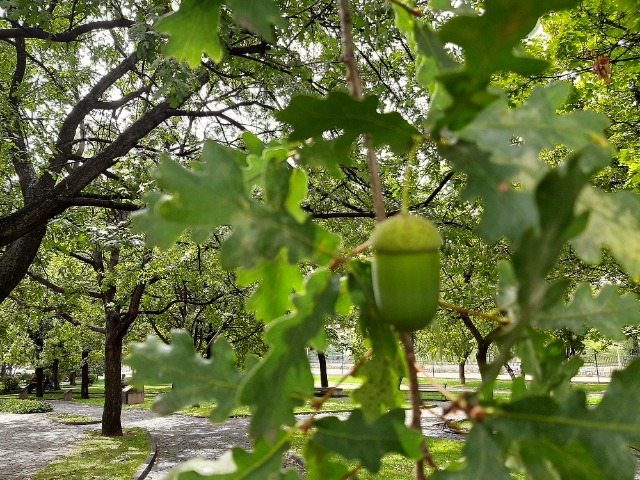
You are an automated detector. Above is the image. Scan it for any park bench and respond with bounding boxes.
[417,383,448,401]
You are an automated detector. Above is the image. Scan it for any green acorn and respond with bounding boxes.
[370,213,441,332]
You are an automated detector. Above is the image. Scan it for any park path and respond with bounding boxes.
[0,400,252,480]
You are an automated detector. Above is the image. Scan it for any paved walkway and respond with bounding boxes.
[0,401,252,480]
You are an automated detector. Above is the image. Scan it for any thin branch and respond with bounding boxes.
[337,0,386,222]
[26,272,66,294]
[438,300,510,326]
[58,310,106,334]
[60,196,140,211]
[139,292,227,315]
[400,332,434,479]
[94,85,152,110]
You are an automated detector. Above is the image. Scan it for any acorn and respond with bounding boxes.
[369,213,441,332]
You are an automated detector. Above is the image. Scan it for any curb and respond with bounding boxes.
[133,430,157,480]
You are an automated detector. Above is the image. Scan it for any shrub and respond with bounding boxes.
[2,375,22,393]
[0,399,53,414]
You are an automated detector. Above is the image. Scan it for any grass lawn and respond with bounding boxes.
[33,428,150,480]
[286,428,465,479]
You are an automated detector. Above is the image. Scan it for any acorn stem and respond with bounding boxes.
[400,331,436,479]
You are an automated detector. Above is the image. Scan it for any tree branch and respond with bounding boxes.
[0,19,134,42]
[139,292,227,315]
[60,196,140,211]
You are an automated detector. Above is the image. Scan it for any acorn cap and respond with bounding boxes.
[370,214,441,253]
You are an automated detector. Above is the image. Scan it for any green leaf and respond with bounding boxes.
[303,441,351,480]
[445,84,612,244]
[461,83,611,157]
[239,270,341,441]
[351,356,404,420]
[434,423,511,479]
[512,154,593,305]
[155,142,248,225]
[237,249,304,322]
[126,330,241,422]
[572,188,640,278]
[516,331,582,399]
[413,19,458,90]
[285,169,308,223]
[131,192,189,249]
[293,138,353,178]
[242,132,265,156]
[347,261,399,358]
[461,359,640,479]
[312,409,423,473]
[156,0,224,66]
[440,141,539,243]
[132,141,248,249]
[536,283,640,340]
[219,204,339,270]
[487,358,640,480]
[434,0,580,131]
[276,92,421,155]
[225,0,284,43]
[165,431,292,479]
[135,140,339,269]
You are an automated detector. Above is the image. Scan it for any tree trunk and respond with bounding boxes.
[0,226,47,303]
[35,366,44,398]
[102,325,123,437]
[81,350,90,399]
[318,352,329,388]
[458,361,466,385]
[504,362,516,380]
[476,341,490,382]
[69,371,76,386]
[52,358,60,390]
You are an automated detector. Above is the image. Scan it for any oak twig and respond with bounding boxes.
[400,332,436,479]
[337,0,386,222]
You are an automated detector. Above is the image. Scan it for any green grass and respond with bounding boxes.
[286,428,464,479]
[48,413,100,424]
[0,399,53,413]
[33,428,150,480]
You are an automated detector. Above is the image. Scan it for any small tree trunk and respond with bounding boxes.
[81,350,90,399]
[69,371,76,386]
[102,327,124,437]
[504,362,516,380]
[35,367,44,398]
[52,358,60,390]
[318,352,329,388]
[458,361,466,385]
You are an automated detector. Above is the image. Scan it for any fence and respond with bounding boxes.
[307,352,638,380]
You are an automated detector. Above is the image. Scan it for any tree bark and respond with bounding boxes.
[52,358,60,390]
[102,320,124,436]
[35,367,44,398]
[476,338,491,382]
[81,350,90,399]
[504,362,516,380]
[458,361,466,385]
[318,352,329,388]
